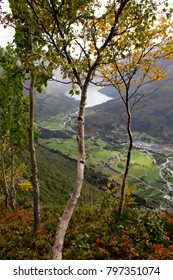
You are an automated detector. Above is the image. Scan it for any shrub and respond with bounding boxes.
[1,201,173,260]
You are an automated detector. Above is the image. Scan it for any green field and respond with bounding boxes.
[129,150,160,185]
[39,136,161,189]
[37,110,166,201]
[37,114,72,131]
[39,137,78,158]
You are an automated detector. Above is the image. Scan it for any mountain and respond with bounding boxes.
[34,58,173,143]
[85,59,173,143]
[35,81,79,119]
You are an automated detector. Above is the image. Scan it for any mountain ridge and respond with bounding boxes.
[35,58,173,143]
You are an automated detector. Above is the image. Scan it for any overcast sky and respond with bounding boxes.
[0,0,14,47]
[0,0,173,48]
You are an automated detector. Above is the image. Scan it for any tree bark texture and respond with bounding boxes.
[29,70,40,232]
[10,135,16,209]
[52,85,87,260]
[118,104,133,215]
[28,32,40,232]
[1,139,9,208]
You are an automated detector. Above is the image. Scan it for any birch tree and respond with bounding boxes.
[6,0,55,231]
[5,0,165,258]
[0,45,29,209]
[97,5,173,214]
[24,0,159,259]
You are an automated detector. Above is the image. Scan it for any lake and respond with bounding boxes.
[67,85,113,108]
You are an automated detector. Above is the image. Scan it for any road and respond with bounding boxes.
[159,159,173,190]
[108,166,166,195]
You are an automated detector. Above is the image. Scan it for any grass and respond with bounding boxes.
[39,138,78,159]
[37,114,72,131]
[145,166,160,185]
[129,165,148,178]
[39,135,163,199]
[37,111,165,185]
[131,150,153,166]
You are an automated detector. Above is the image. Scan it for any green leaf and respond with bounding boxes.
[69,89,74,96]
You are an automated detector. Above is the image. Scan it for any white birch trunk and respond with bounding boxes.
[52,85,87,260]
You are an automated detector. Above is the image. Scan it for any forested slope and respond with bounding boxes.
[19,145,103,207]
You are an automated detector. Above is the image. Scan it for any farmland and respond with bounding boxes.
[39,133,162,193]
[37,109,173,208]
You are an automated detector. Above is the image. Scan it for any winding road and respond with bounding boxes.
[108,166,166,195]
[107,151,173,200]
[159,159,173,189]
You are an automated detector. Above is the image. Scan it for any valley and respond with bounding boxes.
[1,0,173,261]
[37,108,173,211]
[34,58,173,211]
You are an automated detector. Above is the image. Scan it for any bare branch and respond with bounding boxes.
[49,77,71,84]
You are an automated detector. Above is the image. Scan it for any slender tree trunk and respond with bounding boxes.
[1,139,9,208]
[29,70,40,232]
[118,104,133,215]
[52,84,88,260]
[28,71,40,232]
[28,32,40,232]
[52,0,130,259]
[10,135,16,209]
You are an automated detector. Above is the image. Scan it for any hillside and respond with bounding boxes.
[86,60,173,143]
[85,86,173,143]
[18,145,103,207]
[1,202,173,260]
[35,81,79,119]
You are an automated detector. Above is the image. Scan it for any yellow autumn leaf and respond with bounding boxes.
[18,180,32,192]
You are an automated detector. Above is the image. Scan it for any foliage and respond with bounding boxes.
[0,44,29,208]
[0,204,55,260]
[1,200,173,260]
[64,205,173,260]
[18,180,32,192]
[96,3,173,214]
[0,44,29,148]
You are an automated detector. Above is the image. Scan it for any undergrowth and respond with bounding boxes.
[0,198,173,260]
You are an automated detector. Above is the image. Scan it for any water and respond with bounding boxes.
[67,86,113,108]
